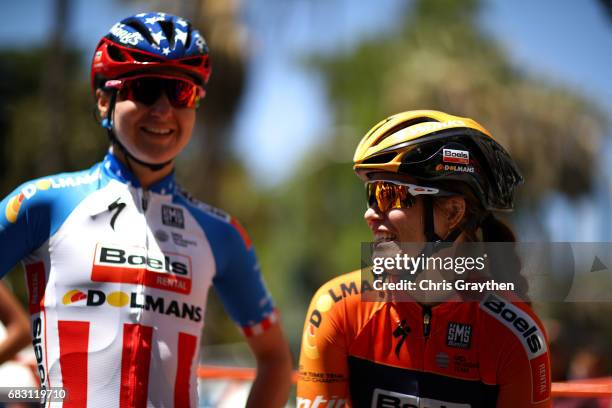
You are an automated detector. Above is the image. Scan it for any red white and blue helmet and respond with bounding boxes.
[91,12,211,91]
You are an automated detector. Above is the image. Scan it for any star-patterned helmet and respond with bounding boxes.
[90,12,211,91]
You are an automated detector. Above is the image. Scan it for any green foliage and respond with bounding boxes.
[0,46,106,300]
[0,47,106,194]
[247,0,609,353]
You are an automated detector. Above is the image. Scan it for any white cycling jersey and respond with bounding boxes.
[0,153,277,407]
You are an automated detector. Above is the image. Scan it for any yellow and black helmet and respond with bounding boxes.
[353,110,523,211]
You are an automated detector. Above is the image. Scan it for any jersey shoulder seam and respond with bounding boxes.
[174,187,231,223]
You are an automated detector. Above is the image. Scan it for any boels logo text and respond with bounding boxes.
[91,244,192,294]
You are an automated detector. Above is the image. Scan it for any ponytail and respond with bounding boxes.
[478,213,529,301]
[434,181,529,300]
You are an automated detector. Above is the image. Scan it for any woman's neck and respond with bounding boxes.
[110,145,174,189]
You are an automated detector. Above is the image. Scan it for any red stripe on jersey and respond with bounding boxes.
[230,218,252,250]
[175,332,197,407]
[25,262,46,314]
[58,321,90,407]
[120,324,153,408]
[530,353,551,402]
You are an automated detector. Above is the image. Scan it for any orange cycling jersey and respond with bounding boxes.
[298,270,552,408]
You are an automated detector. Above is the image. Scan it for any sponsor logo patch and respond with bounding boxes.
[91,244,192,294]
[62,289,202,322]
[435,352,450,369]
[453,355,479,373]
[155,230,169,242]
[4,170,100,223]
[303,279,374,360]
[435,163,475,173]
[443,148,470,164]
[480,293,550,403]
[297,395,347,408]
[162,205,185,229]
[447,322,472,349]
[372,389,470,408]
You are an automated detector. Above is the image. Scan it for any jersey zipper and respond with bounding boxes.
[422,305,432,341]
[141,189,150,212]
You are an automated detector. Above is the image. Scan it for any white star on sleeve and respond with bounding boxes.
[162,47,170,56]
[145,17,158,24]
[176,19,188,27]
[175,28,188,44]
[136,13,147,17]
[151,30,165,45]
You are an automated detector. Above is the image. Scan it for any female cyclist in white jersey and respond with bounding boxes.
[0,12,292,408]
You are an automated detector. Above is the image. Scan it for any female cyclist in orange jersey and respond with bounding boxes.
[297,110,552,408]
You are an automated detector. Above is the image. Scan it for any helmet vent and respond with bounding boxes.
[185,24,193,48]
[123,19,155,45]
[159,21,176,47]
[379,117,438,142]
[362,152,397,164]
[181,57,204,67]
[107,44,126,62]
[131,53,164,63]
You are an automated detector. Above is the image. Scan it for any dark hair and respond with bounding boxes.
[433,182,529,300]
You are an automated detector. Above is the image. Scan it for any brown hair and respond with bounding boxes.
[434,182,529,299]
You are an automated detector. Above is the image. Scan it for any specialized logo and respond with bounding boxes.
[443,148,470,165]
[447,322,472,349]
[62,289,202,322]
[91,244,192,294]
[108,198,126,230]
[4,170,100,223]
[372,389,470,408]
[393,319,411,357]
[162,204,185,229]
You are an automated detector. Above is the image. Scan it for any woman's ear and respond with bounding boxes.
[439,196,466,233]
[96,89,110,119]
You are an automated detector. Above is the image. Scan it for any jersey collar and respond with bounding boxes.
[102,152,177,195]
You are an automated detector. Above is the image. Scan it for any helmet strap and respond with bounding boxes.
[102,90,173,172]
[421,196,463,256]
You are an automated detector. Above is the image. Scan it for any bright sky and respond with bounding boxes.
[2,0,611,240]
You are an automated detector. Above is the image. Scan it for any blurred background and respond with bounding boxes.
[1,0,611,405]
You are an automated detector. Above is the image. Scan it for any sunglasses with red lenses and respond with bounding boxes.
[104,75,205,109]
